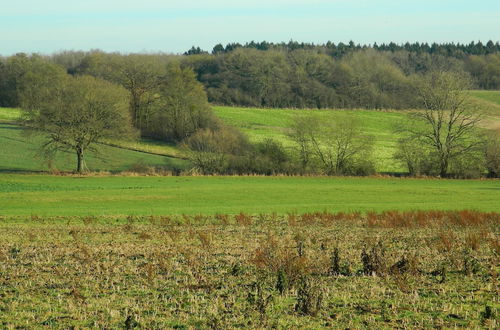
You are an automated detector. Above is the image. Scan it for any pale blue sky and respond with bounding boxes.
[1,0,499,55]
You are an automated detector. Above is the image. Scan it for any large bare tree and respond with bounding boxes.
[20,74,134,173]
[405,71,482,177]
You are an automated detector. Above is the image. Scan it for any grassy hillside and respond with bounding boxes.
[0,122,187,173]
[213,106,406,172]
[213,90,500,172]
[469,90,500,130]
[1,174,499,216]
[2,106,406,173]
[0,107,21,122]
[470,90,500,105]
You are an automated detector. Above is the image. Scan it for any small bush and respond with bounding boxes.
[361,241,387,276]
[294,277,323,316]
[485,129,500,178]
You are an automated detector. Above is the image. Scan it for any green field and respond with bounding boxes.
[469,90,500,129]
[0,123,187,173]
[470,90,500,106]
[213,106,407,172]
[0,107,21,122]
[0,175,499,216]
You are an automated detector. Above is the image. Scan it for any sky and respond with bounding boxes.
[1,0,499,55]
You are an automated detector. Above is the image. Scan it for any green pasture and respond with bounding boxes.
[469,90,500,106]
[0,107,21,123]
[103,138,184,158]
[468,90,500,129]
[0,123,187,172]
[213,91,500,171]
[1,175,499,216]
[213,106,406,172]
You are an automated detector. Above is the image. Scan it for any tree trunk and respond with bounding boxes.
[76,147,84,173]
[439,157,448,178]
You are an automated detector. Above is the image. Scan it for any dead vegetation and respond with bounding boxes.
[0,210,498,328]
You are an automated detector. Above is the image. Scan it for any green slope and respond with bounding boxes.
[0,107,20,123]
[213,106,407,172]
[468,90,500,130]
[0,123,188,172]
[469,90,500,106]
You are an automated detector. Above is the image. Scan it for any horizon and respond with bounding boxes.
[1,0,499,56]
[4,39,500,57]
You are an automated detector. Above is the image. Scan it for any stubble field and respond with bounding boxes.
[0,211,498,328]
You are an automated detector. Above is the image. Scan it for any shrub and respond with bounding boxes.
[182,125,250,174]
[361,241,387,276]
[485,129,500,178]
[294,277,323,316]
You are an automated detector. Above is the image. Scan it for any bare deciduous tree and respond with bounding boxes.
[403,71,482,177]
[20,75,135,173]
[485,129,500,177]
[288,114,318,170]
[289,114,374,175]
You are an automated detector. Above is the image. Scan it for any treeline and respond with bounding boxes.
[183,41,500,108]
[0,52,220,142]
[2,41,500,111]
[185,40,500,58]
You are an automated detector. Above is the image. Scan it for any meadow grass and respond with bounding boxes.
[0,123,188,173]
[0,174,499,216]
[0,107,21,123]
[468,90,500,129]
[103,137,184,158]
[470,90,500,106]
[213,106,406,172]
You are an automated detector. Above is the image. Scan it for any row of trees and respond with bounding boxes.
[183,118,376,177]
[184,48,500,109]
[186,40,500,58]
[2,42,499,111]
[0,54,217,172]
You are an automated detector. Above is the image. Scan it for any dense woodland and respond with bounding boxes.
[0,41,499,177]
[183,40,500,108]
[1,41,499,110]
